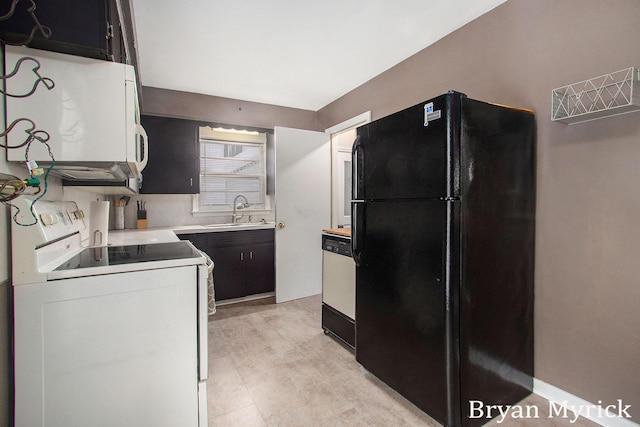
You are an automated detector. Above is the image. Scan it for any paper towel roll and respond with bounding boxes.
[89,201,110,246]
[114,206,125,230]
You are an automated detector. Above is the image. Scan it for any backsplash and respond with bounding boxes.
[101,193,276,230]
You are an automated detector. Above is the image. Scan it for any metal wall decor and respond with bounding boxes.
[552,67,640,124]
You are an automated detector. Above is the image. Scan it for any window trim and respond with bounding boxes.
[194,127,271,215]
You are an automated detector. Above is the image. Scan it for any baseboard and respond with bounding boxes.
[215,291,275,307]
[534,379,638,427]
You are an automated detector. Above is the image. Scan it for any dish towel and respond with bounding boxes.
[199,250,216,315]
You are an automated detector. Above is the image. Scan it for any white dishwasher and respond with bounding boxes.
[321,232,355,349]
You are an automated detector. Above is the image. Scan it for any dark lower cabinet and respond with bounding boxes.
[207,246,246,301]
[244,243,275,296]
[178,229,275,301]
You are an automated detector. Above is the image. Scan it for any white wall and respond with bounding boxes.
[1,55,15,422]
[101,194,275,230]
[0,162,58,426]
[0,48,102,422]
[0,164,102,425]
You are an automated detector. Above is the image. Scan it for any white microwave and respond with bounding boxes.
[4,46,148,192]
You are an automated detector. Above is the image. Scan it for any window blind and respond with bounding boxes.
[199,139,265,207]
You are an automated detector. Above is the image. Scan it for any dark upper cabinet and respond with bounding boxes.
[1,0,127,63]
[140,115,200,194]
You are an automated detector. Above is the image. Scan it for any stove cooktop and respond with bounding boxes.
[54,241,202,272]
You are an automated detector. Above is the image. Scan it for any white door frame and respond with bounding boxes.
[326,112,371,229]
[325,111,371,136]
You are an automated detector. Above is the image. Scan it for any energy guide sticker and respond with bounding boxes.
[424,102,441,126]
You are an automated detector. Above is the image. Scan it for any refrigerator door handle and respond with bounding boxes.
[352,135,363,200]
[351,201,364,267]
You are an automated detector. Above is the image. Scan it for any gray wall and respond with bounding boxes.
[318,0,640,416]
[141,86,319,131]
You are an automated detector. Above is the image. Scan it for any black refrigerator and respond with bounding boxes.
[351,91,535,427]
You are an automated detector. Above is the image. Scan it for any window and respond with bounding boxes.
[197,127,267,212]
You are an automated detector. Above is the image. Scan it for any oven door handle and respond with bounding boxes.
[197,263,208,381]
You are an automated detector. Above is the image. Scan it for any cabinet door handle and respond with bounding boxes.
[240,252,244,261]
[190,178,193,187]
[250,251,253,260]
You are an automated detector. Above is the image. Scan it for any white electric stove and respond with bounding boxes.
[11,198,208,427]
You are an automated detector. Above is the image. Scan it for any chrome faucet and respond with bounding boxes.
[232,194,250,223]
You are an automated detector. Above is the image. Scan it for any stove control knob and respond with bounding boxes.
[72,210,85,219]
[40,213,57,226]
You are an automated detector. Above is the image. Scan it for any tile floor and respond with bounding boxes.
[207,295,598,426]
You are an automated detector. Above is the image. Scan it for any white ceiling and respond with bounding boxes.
[130,0,507,111]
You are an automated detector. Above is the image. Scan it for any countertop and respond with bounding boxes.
[108,222,276,246]
[108,229,180,245]
[172,222,276,234]
[323,228,351,238]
